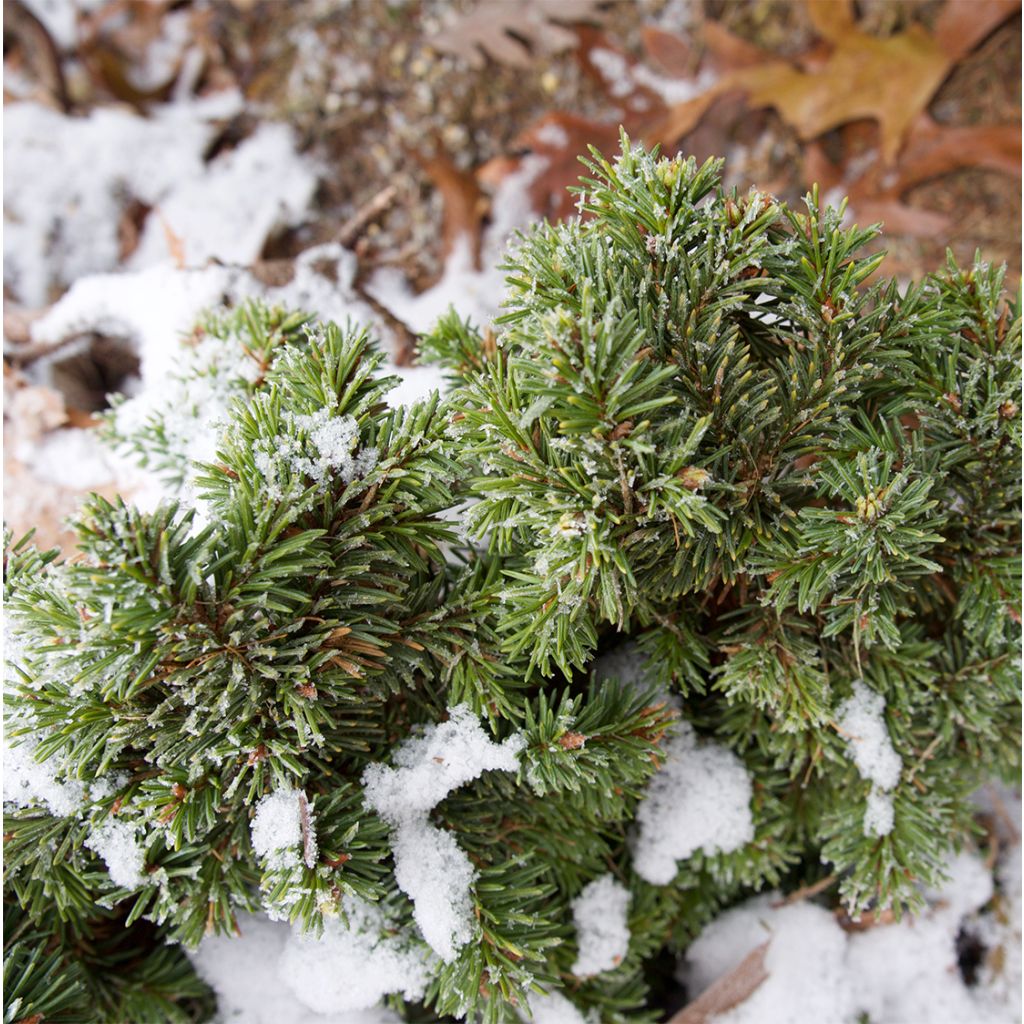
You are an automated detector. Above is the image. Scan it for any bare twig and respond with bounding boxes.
[771,873,837,908]
[337,185,399,248]
[297,791,316,870]
[351,280,418,367]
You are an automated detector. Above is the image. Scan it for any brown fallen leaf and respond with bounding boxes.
[512,113,624,222]
[77,0,187,109]
[575,25,664,118]
[429,0,602,69]
[667,941,770,1024]
[803,113,1021,237]
[640,26,696,77]
[414,150,489,269]
[932,0,1022,62]
[651,0,1021,167]
[3,0,69,111]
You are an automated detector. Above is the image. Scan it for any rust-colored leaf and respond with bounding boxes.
[641,25,694,76]
[512,113,623,222]
[415,150,488,269]
[933,0,1022,61]
[700,20,771,71]
[653,0,1021,167]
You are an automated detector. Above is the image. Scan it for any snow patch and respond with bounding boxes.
[279,897,431,1012]
[362,705,525,961]
[571,873,631,977]
[2,734,85,817]
[522,991,593,1024]
[837,680,901,836]
[251,789,315,870]
[192,912,403,1024]
[128,123,317,271]
[85,818,146,889]
[4,95,242,306]
[632,720,753,885]
[681,896,853,1024]
[680,849,1018,1024]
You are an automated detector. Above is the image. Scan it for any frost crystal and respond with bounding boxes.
[85,819,146,889]
[632,720,754,885]
[254,408,377,502]
[571,874,631,977]
[362,704,525,961]
[837,680,902,836]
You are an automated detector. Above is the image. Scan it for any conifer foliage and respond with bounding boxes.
[4,138,1021,1023]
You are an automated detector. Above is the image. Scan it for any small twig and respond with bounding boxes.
[836,907,897,933]
[352,280,418,366]
[906,732,943,784]
[983,783,1022,845]
[771,873,837,908]
[337,185,399,248]
[297,791,316,870]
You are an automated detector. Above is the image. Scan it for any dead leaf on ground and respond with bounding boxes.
[494,0,1019,249]
[3,0,69,110]
[429,0,603,69]
[650,0,1019,165]
[667,941,770,1024]
[414,149,489,268]
[77,0,207,109]
[511,113,624,222]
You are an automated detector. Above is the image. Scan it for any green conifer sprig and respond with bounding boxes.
[3,135,1020,1024]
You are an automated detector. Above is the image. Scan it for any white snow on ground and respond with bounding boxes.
[4,94,240,306]
[679,848,1022,1024]
[571,873,632,977]
[4,96,314,306]
[192,912,404,1024]
[18,0,106,52]
[632,719,754,885]
[127,122,317,271]
[362,704,525,961]
[366,155,546,335]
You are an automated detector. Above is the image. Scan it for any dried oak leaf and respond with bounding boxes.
[430,0,603,69]
[651,0,1021,166]
[2,0,69,110]
[510,113,624,222]
[804,113,1022,237]
[414,149,489,268]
